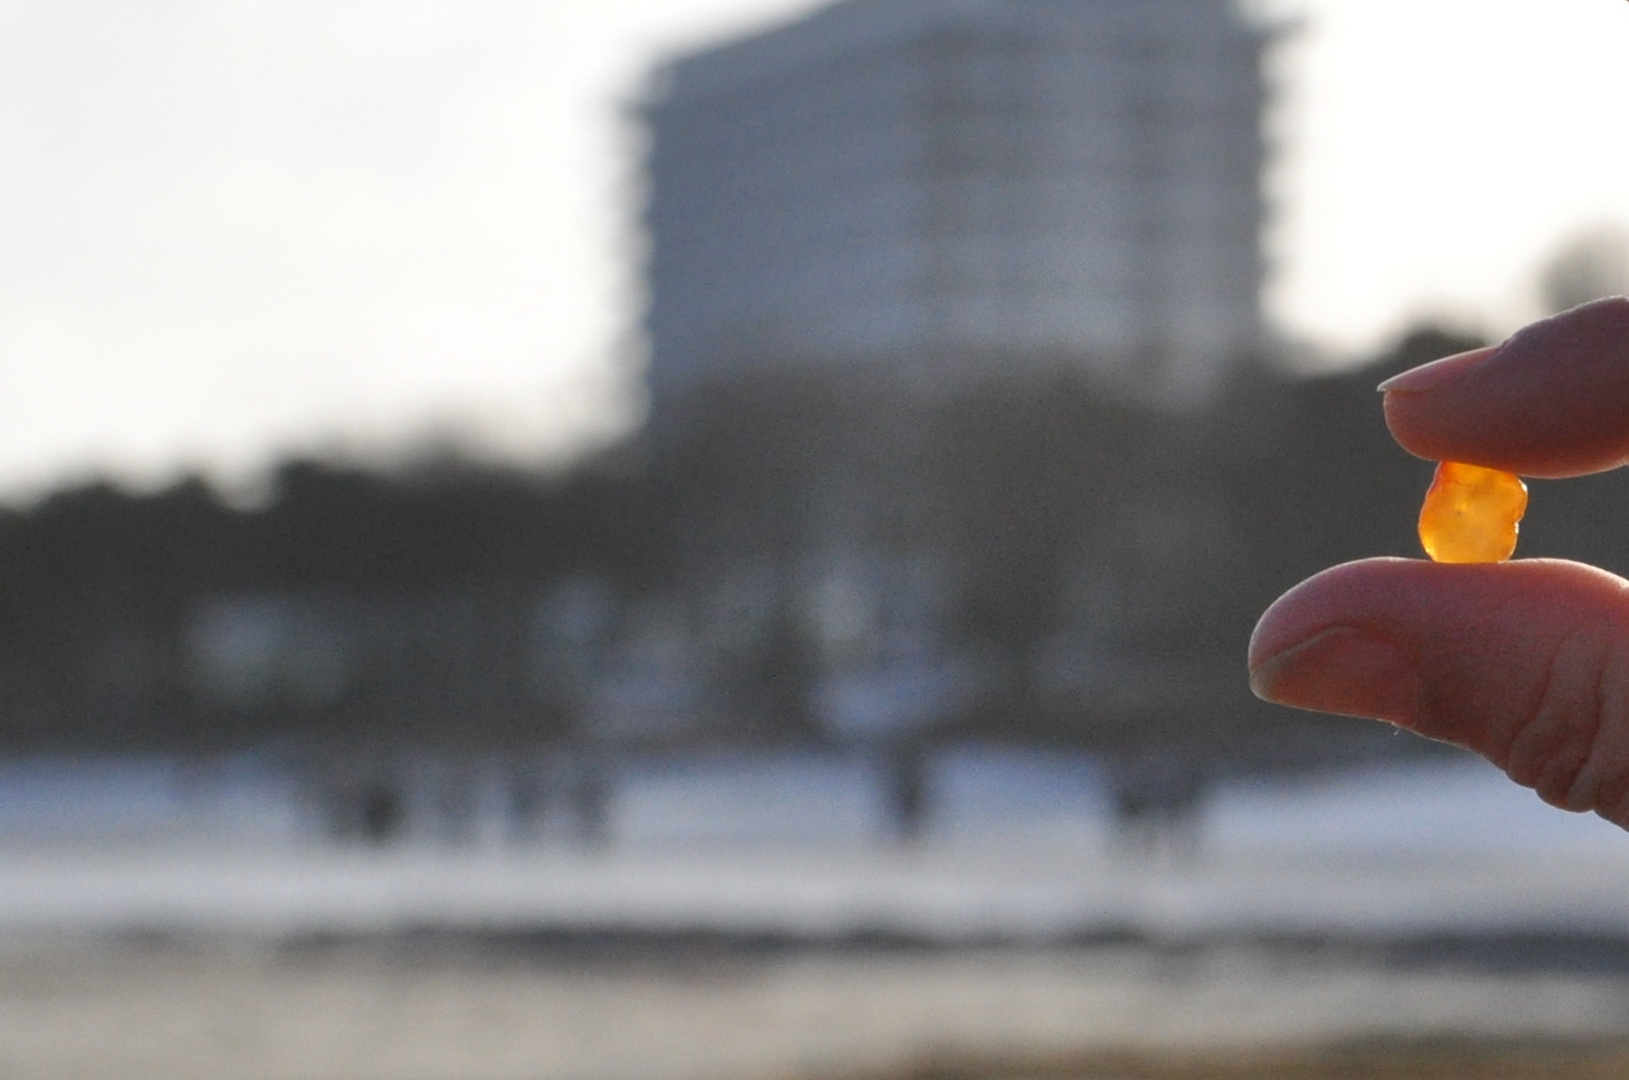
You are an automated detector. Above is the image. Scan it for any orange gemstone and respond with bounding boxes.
[1418,461,1528,563]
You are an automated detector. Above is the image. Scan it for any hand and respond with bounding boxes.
[1249,297,1629,828]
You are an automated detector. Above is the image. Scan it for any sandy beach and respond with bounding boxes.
[4,935,1629,1080]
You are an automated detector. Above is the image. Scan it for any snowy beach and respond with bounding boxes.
[6,753,1629,1078]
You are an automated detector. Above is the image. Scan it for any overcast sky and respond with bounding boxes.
[0,0,1625,499]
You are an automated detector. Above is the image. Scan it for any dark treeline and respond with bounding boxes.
[4,328,1620,785]
[0,461,654,754]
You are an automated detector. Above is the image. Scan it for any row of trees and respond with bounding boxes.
[7,326,1622,785]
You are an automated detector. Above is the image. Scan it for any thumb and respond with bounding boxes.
[1249,558,1629,828]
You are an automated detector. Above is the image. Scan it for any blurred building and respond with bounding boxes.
[642,0,1274,410]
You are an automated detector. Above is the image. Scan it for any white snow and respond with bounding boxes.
[0,751,1625,940]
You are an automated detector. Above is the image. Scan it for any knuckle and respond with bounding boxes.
[1501,632,1629,819]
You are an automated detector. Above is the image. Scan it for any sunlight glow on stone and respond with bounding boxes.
[1418,461,1528,564]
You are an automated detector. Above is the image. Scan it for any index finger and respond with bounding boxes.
[1381,297,1629,479]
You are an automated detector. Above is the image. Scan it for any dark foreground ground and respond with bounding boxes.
[857,1045,1629,1080]
[5,932,1629,1080]
[863,1044,1629,1079]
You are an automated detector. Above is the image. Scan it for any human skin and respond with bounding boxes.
[1248,297,1629,829]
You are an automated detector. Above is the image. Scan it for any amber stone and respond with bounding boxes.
[1418,461,1528,563]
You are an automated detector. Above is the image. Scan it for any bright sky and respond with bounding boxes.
[1259,0,1629,362]
[0,0,1625,499]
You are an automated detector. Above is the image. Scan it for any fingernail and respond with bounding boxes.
[1249,626,1421,727]
[1377,345,1499,395]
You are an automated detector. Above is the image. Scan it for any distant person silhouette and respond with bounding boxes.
[360,781,404,845]
[1249,297,1629,829]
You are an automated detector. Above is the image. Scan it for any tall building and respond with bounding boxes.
[641,0,1273,410]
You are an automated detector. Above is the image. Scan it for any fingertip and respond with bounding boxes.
[1249,559,1428,727]
[1375,346,1498,395]
[1250,624,1421,727]
[1247,558,1417,671]
[1250,558,1629,767]
[1381,298,1629,478]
